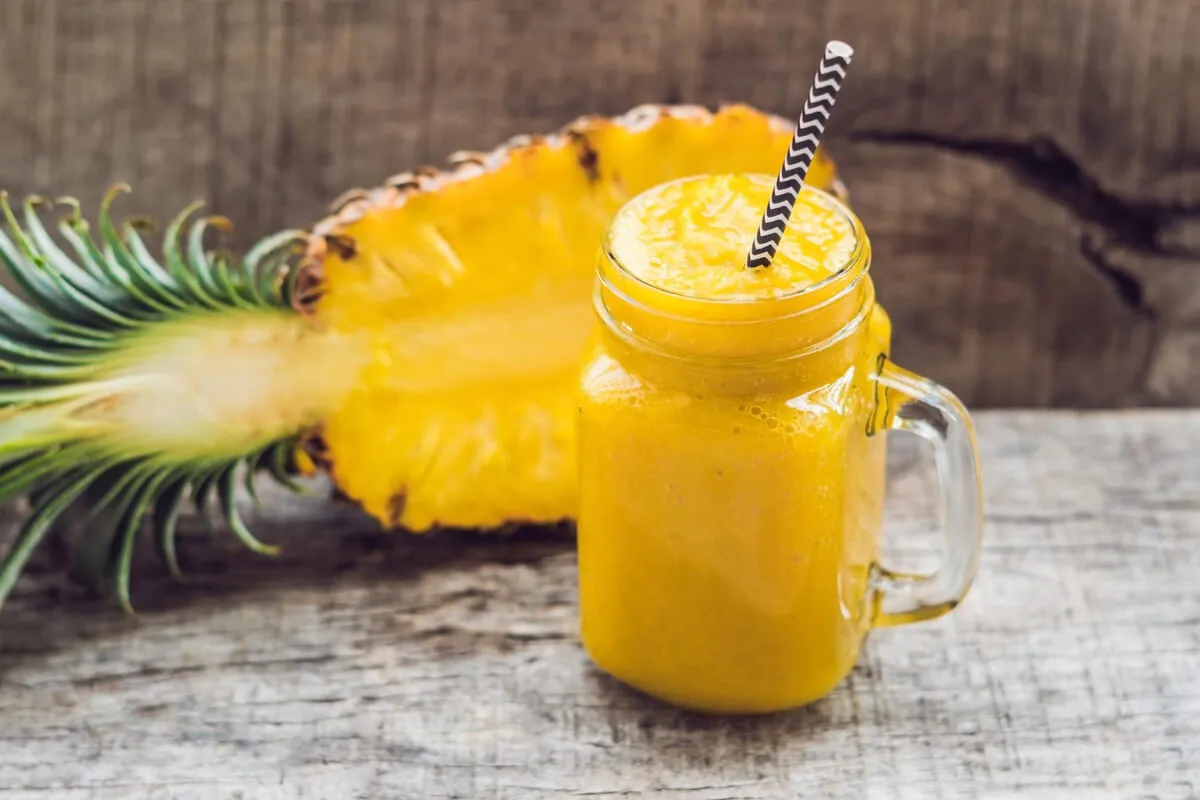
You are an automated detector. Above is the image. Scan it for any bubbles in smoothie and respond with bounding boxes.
[580,352,649,412]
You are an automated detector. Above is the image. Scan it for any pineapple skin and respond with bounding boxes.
[301,104,845,533]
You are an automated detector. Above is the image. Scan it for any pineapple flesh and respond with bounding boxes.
[0,104,842,611]
[309,104,841,532]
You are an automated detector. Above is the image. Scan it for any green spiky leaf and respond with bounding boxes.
[0,187,312,615]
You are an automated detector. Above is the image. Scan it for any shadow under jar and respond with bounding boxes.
[577,176,983,714]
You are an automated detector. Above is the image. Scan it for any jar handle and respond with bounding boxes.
[869,356,984,627]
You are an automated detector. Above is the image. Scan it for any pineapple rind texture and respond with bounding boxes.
[305,103,843,533]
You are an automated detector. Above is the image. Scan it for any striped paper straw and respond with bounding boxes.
[746,40,854,269]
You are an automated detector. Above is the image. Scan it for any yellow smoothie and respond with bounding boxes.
[577,174,892,713]
[607,173,856,301]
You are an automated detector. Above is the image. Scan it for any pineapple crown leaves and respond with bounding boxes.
[0,185,312,615]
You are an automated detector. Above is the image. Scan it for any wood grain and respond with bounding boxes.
[0,411,1196,798]
[0,0,1195,407]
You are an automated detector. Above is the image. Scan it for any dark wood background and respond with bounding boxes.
[0,0,1197,407]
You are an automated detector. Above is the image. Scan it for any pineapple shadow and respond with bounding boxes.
[0,478,575,669]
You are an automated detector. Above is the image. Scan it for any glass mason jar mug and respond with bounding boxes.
[576,176,984,714]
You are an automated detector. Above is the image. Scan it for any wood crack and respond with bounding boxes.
[849,129,1200,318]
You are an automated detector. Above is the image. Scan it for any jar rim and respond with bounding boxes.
[593,275,877,367]
[601,174,869,309]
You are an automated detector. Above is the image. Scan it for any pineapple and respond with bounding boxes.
[0,103,844,612]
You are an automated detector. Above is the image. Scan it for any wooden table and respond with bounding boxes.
[0,411,1196,799]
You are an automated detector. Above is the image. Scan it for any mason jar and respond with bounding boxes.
[576,176,983,714]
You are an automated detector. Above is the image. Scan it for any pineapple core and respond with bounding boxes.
[89,312,366,462]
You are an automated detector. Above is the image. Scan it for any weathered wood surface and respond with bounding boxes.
[0,411,1196,798]
[0,0,1198,407]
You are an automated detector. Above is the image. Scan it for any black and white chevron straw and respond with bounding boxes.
[746,40,854,269]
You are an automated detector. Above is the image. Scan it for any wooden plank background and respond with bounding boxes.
[1,411,1197,797]
[0,0,1197,407]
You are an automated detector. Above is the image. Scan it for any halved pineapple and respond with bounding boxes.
[0,103,843,610]
[307,103,842,532]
